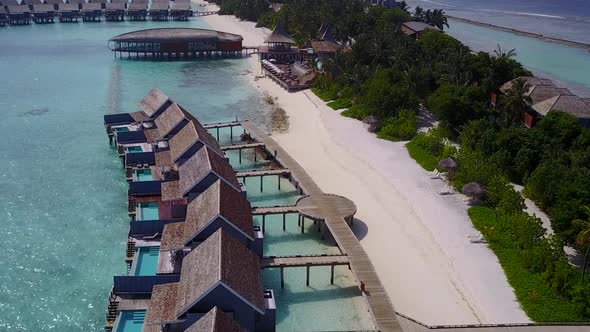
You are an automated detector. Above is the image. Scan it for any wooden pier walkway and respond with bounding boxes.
[261,254,349,268]
[239,120,402,332]
[203,121,240,129]
[193,10,218,17]
[251,205,299,216]
[236,168,291,178]
[221,142,265,151]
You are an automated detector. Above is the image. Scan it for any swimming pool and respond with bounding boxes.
[132,247,159,276]
[125,146,143,153]
[113,127,130,133]
[137,202,159,221]
[135,169,152,182]
[114,310,145,332]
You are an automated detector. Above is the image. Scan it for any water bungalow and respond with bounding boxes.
[81,2,101,21]
[142,229,275,332]
[32,3,54,23]
[149,1,168,21]
[105,1,124,21]
[104,88,172,134]
[45,0,62,10]
[169,1,190,21]
[7,5,31,24]
[259,21,300,63]
[21,0,40,10]
[108,28,244,60]
[88,0,107,10]
[57,2,79,21]
[0,7,7,26]
[400,21,440,37]
[126,0,147,20]
[67,0,84,9]
[183,306,244,332]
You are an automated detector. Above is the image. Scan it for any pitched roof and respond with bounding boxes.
[175,229,264,317]
[311,40,340,53]
[127,1,147,10]
[185,307,244,332]
[168,120,224,164]
[170,1,189,10]
[150,1,168,10]
[160,221,186,251]
[178,146,240,197]
[82,2,102,10]
[526,85,572,105]
[153,103,186,140]
[138,88,170,118]
[105,2,125,10]
[32,3,54,12]
[7,5,30,13]
[143,283,180,331]
[317,22,336,42]
[532,95,590,118]
[264,21,294,44]
[500,76,555,94]
[57,2,78,11]
[401,21,439,34]
[183,179,254,242]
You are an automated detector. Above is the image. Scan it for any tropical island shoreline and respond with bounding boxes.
[195,0,533,325]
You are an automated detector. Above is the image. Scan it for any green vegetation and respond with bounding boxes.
[327,98,352,110]
[405,141,438,171]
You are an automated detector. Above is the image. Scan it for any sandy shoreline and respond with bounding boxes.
[195,3,530,325]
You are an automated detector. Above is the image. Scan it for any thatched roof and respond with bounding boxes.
[526,85,572,105]
[438,157,458,171]
[185,307,244,332]
[175,229,264,317]
[138,88,170,118]
[532,94,590,118]
[168,119,224,165]
[44,0,63,4]
[127,1,147,10]
[401,21,439,35]
[311,40,340,54]
[8,5,30,14]
[155,150,171,166]
[149,1,168,10]
[178,146,240,196]
[170,1,189,10]
[57,2,78,11]
[182,179,254,243]
[105,2,125,10]
[21,0,40,5]
[160,221,186,251]
[153,103,186,140]
[33,3,54,12]
[500,76,555,94]
[264,21,294,44]
[462,182,484,198]
[81,3,102,11]
[143,283,180,329]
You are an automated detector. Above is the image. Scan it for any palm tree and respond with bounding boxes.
[498,78,531,127]
[574,206,590,281]
[425,9,449,30]
[493,44,517,59]
[413,6,425,22]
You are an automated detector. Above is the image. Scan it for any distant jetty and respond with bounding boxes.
[448,15,590,50]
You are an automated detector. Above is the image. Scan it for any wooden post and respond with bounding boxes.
[260,175,263,192]
[262,215,266,233]
[301,216,305,234]
[280,266,284,289]
[254,149,257,162]
[216,127,219,141]
[317,220,321,232]
[331,265,335,284]
[278,176,281,191]
[238,149,242,164]
[306,265,310,286]
[282,213,286,231]
[230,126,233,141]
[298,214,301,226]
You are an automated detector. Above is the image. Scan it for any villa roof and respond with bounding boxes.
[81,3,102,11]
[185,307,244,332]
[138,88,170,118]
[153,103,186,140]
[179,146,239,195]
[168,119,224,164]
[154,150,172,166]
[170,1,189,10]
[160,221,186,251]
[264,21,294,44]
[500,76,555,94]
[143,283,180,331]
[127,1,147,10]
[183,179,254,242]
[175,229,264,317]
[32,3,54,12]
[150,1,168,10]
[8,5,30,13]
[105,2,125,10]
[317,22,336,42]
[57,2,78,11]
[45,0,63,4]
[3,0,19,6]
[311,40,340,54]
[526,85,572,105]
[532,94,590,119]
[21,0,40,5]
[401,21,439,35]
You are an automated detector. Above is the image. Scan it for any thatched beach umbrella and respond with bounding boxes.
[462,182,485,198]
[362,115,380,133]
[438,157,458,172]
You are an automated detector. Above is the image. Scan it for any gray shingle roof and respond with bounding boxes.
[185,306,244,332]
[138,88,170,118]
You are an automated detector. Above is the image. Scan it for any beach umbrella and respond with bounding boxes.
[438,157,458,171]
[362,115,380,133]
[462,182,485,198]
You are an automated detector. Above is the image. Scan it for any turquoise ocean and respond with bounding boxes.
[1,2,589,330]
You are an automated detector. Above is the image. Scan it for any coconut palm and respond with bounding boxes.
[493,44,517,59]
[573,206,590,281]
[413,6,425,21]
[498,78,531,127]
[425,9,449,30]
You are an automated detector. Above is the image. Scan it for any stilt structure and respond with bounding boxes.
[105,2,125,21]
[81,2,101,21]
[88,0,106,9]
[7,5,31,25]
[126,0,147,20]
[58,2,80,22]
[148,0,168,21]
[32,3,54,23]
[169,0,190,21]
[45,0,62,10]
[0,7,7,26]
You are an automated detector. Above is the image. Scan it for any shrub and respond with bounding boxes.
[377,109,417,141]
[327,98,353,110]
[341,104,370,120]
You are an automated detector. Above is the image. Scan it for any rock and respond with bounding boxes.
[362,115,380,133]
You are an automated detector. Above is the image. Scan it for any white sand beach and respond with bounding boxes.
[196,2,531,325]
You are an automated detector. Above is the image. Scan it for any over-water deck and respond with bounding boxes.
[238,121,402,332]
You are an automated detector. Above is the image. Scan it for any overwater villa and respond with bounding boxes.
[81,2,101,21]
[500,76,590,127]
[57,2,79,22]
[182,306,243,332]
[6,5,31,25]
[141,229,275,332]
[126,1,147,20]
[0,7,7,26]
[149,1,168,21]
[169,1,190,21]
[32,3,54,23]
[105,2,125,21]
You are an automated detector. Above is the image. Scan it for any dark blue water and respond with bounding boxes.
[405,0,590,43]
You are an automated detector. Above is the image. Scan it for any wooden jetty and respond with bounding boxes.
[251,205,299,216]
[220,142,265,151]
[193,10,218,16]
[262,254,349,288]
[238,120,402,332]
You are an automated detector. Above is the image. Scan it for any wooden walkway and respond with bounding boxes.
[203,121,241,129]
[221,142,265,151]
[240,121,402,332]
[251,205,299,216]
[193,10,219,17]
[236,168,291,178]
[261,254,349,268]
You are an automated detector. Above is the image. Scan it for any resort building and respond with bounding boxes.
[142,229,275,332]
[81,2,102,22]
[105,2,125,21]
[6,5,31,25]
[170,1,190,21]
[183,306,244,332]
[369,0,403,9]
[126,1,147,20]
[310,23,341,59]
[400,21,440,37]
[32,3,54,23]
[500,76,590,128]
[149,0,168,21]
[57,2,79,22]
[259,21,299,63]
[0,7,8,26]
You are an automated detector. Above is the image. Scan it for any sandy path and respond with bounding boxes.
[195,4,531,325]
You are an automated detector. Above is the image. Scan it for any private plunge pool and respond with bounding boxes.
[130,246,159,276]
[136,202,159,221]
[125,146,144,154]
[134,169,153,182]
[113,310,145,332]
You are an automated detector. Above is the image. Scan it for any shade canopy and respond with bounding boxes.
[462,182,484,198]
[438,157,458,171]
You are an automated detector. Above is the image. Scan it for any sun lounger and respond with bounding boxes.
[437,186,455,195]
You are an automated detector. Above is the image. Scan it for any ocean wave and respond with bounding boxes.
[478,9,566,20]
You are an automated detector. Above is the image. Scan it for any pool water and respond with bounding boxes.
[132,247,159,276]
[115,310,145,332]
[113,127,130,133]
[134,169,152,182]
[137,202,159,221]
[125,146,143,153]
